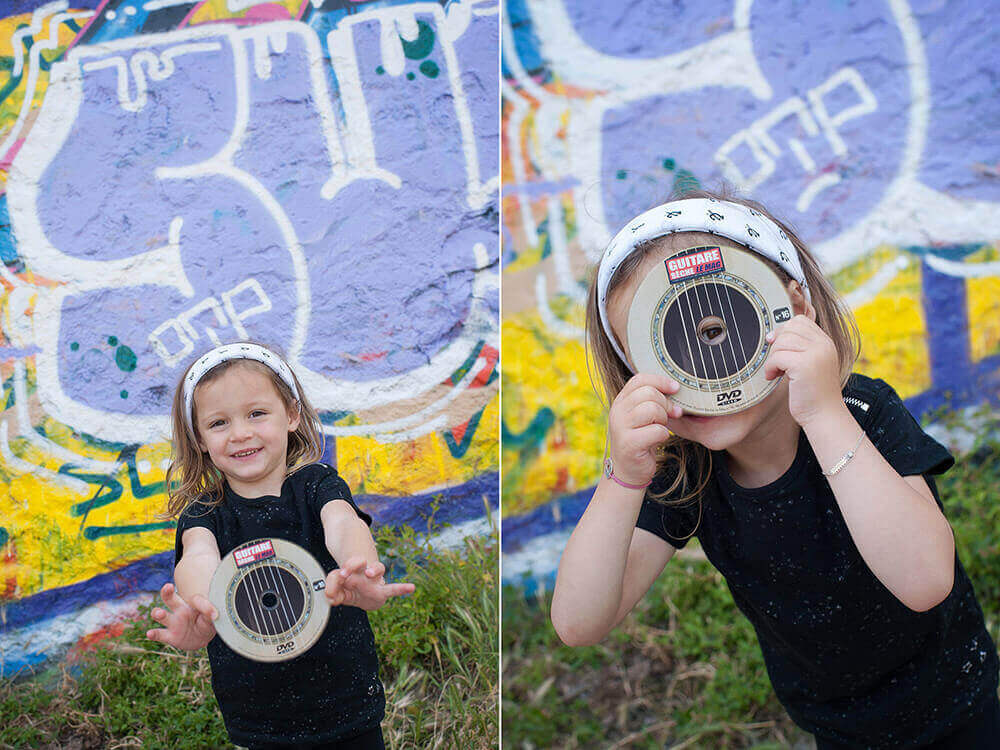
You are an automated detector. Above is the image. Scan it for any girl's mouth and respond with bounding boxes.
[231,448,261,459]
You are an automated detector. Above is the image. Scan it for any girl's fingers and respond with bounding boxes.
[629,423,671,451]
[383,582,415,599]
[338,557,367,579]
[764,350,796,381]
[627,401,670,429]
[620,388,673,417]
[617,374,679,403]
[325,572,344,604]
[189,594,218,621]
[160,583,183,611]
[366,562,385,579]
[766,329,811,352]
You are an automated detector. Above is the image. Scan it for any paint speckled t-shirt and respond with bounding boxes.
[636,374,999,749]
[174,462,385,748]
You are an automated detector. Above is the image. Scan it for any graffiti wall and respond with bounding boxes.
[0,0,499,674]
[501,0,1000,585]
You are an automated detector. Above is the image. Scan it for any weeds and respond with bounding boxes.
[0,524,498,750]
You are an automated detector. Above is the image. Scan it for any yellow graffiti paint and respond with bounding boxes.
[831,247,931,399]
[966,245,1000,363]
[501,310,604,515]
[337,395,499,496]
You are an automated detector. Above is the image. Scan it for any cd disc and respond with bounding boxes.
[209,538,329,662]
[626,243,792,415]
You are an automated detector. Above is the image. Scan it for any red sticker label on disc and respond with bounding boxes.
[665,247,724,283]
[234,540,276,568]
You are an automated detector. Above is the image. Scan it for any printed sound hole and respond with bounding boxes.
[233,565,305,637]
[697,315,727,346]
[661,282,761,380]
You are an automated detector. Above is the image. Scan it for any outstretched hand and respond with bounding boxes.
[146,582,218,651]
[325,557,415,612]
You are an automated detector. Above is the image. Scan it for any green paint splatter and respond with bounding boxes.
[108,335,118,346]
[0,527,7,548]
[673,169,701,195]
[70,342,79,351]
[83,521,176,540]
[616,170,628,180]
[401,20,435,60]
[115,345,137,372]
[662,158,676,170]
[406,72,415,81]
[120,390,128,399]
[375,65,385,75]
[419,60,439,78]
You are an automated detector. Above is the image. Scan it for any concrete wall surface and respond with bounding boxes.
[0,0,499,674]
[501,0,999,587]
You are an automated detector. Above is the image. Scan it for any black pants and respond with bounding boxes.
[815,694,1000,749]
[248,725,385,750]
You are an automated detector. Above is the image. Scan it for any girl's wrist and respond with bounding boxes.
[795,397,850,432]
[603,457,652,490]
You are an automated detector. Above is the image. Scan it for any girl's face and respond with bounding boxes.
[606,233,805,453]
[193,364,300,498]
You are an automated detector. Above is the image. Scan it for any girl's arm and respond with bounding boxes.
[801,403,954,612]
[552,480,675,646]
[147,527,221,650]
[552,373,683,646]
[320,500,415,611]
[767,314,955,612]
[174,527,222,602]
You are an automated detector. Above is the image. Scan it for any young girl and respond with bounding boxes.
[146,342,414,750]
[551,190,999,749]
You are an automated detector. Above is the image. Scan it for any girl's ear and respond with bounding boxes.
[786,280,816,321]
[287,401,302,433]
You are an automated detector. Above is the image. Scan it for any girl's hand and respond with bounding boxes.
[608,374,682,487]
[763,311,843,427]
[146,582,218,651]
[325,557,416,612]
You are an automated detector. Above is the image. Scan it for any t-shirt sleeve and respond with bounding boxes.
[863,379,954,478]
[635,468,703,549]
[307,463,373,526]
[173,500,219,567]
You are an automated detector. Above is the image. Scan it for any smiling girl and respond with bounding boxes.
[147,342,413,749]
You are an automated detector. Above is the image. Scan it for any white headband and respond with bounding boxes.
[596,197,811,370]
[183,343,300,431]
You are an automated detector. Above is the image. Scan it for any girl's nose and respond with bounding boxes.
[231,421,253,440]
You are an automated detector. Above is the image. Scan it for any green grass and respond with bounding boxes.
[0,524,498,750]
[502,426,1000,749]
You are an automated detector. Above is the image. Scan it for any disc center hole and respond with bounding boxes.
[260,591,279,610]
[697,315,727,346]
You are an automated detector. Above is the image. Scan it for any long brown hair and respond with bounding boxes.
[584,187,861,530]
[163,345,325,518]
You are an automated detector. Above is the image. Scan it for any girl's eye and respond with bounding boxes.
[250,410,266,418]
[209,420,226,429]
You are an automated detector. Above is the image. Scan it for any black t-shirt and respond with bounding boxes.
[174,462,385,747]
[636,374,999,748]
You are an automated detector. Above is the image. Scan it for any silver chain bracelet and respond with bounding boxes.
[822,429,866,477]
